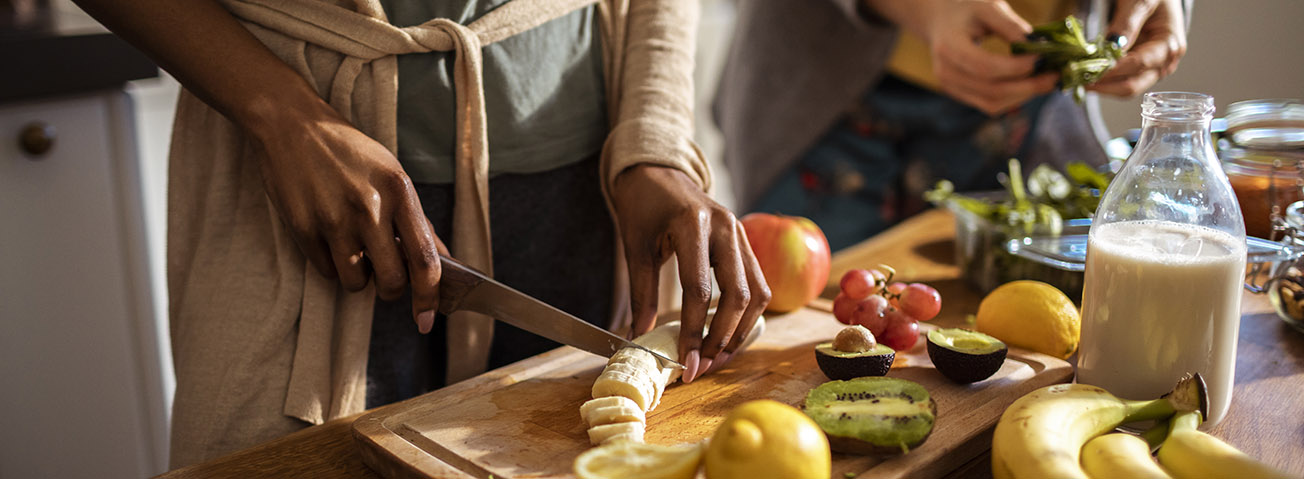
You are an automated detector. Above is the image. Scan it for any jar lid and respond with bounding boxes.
[1225,99,1304,150]
[1221,144,1304,169]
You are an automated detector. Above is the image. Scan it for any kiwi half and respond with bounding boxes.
[814,342,896,380]
[801,377,937,455]
[926,328,1008,384]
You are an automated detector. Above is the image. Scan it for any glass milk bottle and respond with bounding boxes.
[1078,92,1245,428]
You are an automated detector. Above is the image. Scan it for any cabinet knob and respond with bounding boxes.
[20,121,56,158]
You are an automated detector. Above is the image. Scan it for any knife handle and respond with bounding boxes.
[436,255,485,316]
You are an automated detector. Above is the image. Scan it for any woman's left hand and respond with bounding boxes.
[1089,0,1187,97]
[610,164,771,384]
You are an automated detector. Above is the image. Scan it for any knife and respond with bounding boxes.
[436,254,684,369]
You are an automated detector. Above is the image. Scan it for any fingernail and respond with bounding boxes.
[698,358,714,378]
[709,352,732,373]
[417,310,435,334]
[1106,33,1127,48]
[682,350,701,383]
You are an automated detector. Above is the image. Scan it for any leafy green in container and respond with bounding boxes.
[924,159,1112,301]
[925,159,1109,235]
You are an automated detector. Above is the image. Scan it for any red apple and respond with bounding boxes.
[740,213,832,313]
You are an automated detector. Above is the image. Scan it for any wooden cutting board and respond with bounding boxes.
[352,306,1073,479]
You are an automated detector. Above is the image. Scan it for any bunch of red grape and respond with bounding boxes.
[832,265,942,351]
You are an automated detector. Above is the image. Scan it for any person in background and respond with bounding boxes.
[714,0,1189,251]
[72,0,768,468]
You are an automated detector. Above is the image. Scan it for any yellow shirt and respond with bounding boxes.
[887,0,1075,90]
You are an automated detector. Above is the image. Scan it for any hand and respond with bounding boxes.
[873,0,1059,115]
[1088,0,1186,97]
[610,165,770,383]
[250,103,446,334]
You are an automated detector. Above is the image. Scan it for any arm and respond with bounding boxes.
[864,0,1059,115]
[605,0,770,383]
[72,0,445,332]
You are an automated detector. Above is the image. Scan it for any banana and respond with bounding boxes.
[587,421,645,445]
[1157,411,1292,479]
[580,396,640,420]
[581,398,646,427]
[992,374,1206,479]
[1080,433,1172,479]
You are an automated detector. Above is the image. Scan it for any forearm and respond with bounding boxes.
[72,0,334,136]
[604,0,710,192]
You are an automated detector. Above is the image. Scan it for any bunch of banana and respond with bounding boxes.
[580,317,766,446]
[991,374,1204,479]
[993,374,1293,479]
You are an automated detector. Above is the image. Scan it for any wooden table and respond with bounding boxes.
[157,209,1304,478]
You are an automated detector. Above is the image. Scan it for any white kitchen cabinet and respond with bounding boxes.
[0,91,168,477]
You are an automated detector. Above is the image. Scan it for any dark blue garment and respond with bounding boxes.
[750,75,1051,252]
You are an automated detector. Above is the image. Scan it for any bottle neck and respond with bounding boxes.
[1134,116,1217,165]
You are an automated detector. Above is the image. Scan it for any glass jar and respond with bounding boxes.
[1221,99,1304,239]
[1078,92,1245,429]
[1266,201,1304,332]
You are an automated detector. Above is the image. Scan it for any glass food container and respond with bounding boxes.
[1078,92,1244,429]
[1221,99,1304,240]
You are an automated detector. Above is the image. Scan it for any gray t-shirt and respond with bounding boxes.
[381,0,608,184]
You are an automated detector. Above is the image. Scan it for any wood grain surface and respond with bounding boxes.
[352,306,1072,479]
[155,209,1304,479]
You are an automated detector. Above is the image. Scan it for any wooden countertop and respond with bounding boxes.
[157,209,1304,478]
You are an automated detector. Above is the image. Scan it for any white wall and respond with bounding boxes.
[1096,0,1304,134]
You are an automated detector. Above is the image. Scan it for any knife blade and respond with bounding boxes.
[436,254,684,369]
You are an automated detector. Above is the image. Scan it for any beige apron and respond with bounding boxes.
[166,0,709,467]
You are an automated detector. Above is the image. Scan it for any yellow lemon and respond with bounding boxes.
[975,280,1080,359]
[573,441,703,479]
[705,400,831,479]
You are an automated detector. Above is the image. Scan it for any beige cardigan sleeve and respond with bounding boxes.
[600,0,711,195]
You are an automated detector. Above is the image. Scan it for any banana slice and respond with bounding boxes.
[587,421,645,445]
[608,348,659,371]
[580,396,640,419]
[581,395,646,427]
[584,403,646,427]
[592,370,657,410]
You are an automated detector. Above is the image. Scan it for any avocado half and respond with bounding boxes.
[815,342,896,380]
[926,328,1008,384]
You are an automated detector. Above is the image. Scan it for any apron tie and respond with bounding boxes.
[418,19,495,382]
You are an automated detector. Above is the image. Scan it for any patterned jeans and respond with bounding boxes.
[750,75,1051,252]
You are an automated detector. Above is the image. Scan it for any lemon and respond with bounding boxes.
[975,280,1080,359]
[573,441,703,479]
[704,400,831,479]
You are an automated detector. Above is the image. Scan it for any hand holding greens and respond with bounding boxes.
[1011,16,1124,103]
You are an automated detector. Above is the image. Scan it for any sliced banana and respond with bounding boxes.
[579,396,640,419]
[582,316,768,446]
[592,369,656,410]
[584,404,646,427]
[587,421,645,445]
[608,348,659,371]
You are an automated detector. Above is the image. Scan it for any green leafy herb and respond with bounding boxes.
[924,159,1110,235]
[1011,16,1124,102]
